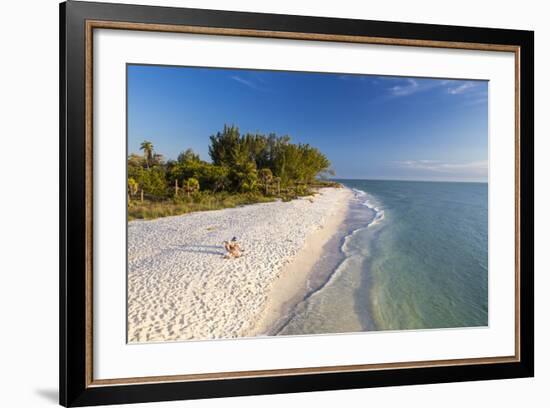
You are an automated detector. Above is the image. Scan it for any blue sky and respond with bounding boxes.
[128,64,488,182]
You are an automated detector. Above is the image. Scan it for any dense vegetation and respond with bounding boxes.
[128,125,338,220]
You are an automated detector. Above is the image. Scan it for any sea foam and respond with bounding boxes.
[352,188,385,228]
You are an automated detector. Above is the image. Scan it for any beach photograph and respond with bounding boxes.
[126,64,488,343]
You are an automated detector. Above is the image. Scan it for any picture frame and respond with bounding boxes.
[60,1,534,406]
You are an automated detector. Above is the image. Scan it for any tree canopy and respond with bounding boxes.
[128,125,333,199]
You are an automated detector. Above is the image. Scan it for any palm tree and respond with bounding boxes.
[140,141,154,168]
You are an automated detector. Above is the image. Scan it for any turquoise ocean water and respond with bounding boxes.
[278,180,488,335]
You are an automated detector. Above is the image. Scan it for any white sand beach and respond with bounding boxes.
[127,187,352,343]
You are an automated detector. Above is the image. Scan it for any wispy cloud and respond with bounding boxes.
[230,75,271,92]
[384,77,486,101]
[447,81,476,95]
[336,75,486,103]
[448,81,488,107]
[396,159,488,176]
[389,78,420,96]
[385,78,450,98]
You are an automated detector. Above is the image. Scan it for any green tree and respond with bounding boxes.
[128,126,331,203]
[209,125,241,166]
[185,177,200,197]
[228,143,257,192]
[299,144,330,183]
[201,164,230,192]
[233,162,257,192]
[177,148,200,164]
[128,166,167,197]
[242,133,268,168]
[128,177,139,197]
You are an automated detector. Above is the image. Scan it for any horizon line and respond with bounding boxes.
[331,177,488,184]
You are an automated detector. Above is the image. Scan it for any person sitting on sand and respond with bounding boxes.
[223,236,243,259]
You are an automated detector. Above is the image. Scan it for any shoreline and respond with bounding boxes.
[127,186,353,343]
[247,188,352,337]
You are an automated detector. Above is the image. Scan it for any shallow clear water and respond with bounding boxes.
[278,180,488,335]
